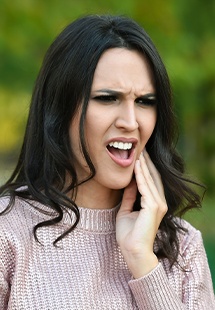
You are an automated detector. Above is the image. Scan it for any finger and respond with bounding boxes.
[134,159,157,204]
[119,178,137,214]
[140,152,165,202]
[134,160,164,233]
[136,155,167,215]
[142,150,164,195]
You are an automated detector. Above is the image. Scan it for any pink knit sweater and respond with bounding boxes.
[0,196,214,309]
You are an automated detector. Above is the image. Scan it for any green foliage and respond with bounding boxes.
[0,0,214,287]
[0,0,214,188]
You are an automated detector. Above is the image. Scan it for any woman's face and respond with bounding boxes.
[69,48,157,191]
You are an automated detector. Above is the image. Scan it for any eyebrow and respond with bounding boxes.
[92,89,156,99]
[93,89,123,96]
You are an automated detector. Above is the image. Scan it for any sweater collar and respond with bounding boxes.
[20,197,121,234]
[64,204,121,233]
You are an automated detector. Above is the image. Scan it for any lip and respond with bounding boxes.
[105,137,138,167]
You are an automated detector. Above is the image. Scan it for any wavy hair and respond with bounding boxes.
[0,15,203,266]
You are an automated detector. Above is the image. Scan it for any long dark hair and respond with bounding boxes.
[0,15,202,266]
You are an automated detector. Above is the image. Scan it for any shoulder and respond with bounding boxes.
[174,217,206,260]
[0,195,47,242]
[0,194,30,221]
[0,195,31,237]
[174,217,202,241]
[0,194,63,244]
[0,195,48,263]
[159,218,209,275]
[0,194,52,223]
[0,195,11,212]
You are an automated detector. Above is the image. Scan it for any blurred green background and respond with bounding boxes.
[0,0,214,287]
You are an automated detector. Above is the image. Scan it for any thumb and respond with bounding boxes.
[119,178,137,214]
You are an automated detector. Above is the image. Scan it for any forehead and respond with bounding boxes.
[91,48,155,93]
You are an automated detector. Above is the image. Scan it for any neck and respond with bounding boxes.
[73,181,122,210]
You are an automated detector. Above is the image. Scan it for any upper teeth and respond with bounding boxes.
[108,141,133,150]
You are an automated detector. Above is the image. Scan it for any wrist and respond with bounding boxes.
[124,252,159,279]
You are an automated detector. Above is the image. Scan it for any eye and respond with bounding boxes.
[93,95,117,102]
[135,96,157,107]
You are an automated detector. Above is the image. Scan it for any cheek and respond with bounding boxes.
[149,115,157,135]
[69,113,86,165]
[69,120,91,177]
[141,112,157,138]
[84,109,108,147]
[69,118,79,150]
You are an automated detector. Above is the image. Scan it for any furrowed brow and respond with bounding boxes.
[93,89,123,96]
[140,93,157,99]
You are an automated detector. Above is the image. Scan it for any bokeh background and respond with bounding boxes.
[0,0,214,287]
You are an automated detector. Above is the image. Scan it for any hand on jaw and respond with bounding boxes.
[116,150,167,279]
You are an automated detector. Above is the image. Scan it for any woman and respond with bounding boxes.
[0,14,214,309]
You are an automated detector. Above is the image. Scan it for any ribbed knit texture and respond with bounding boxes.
[0,196,214,310]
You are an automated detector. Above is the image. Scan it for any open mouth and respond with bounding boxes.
[106,141,133,160]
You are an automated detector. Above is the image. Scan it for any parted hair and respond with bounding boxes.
[0,14,202,266]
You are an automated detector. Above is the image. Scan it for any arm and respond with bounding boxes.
[0,263,10,310]
[128,230,215,310]
[0,200,12,310]
[116,151,215,309]
[128,263,185,309]
[180,228,215,309]
[116,151,166,278]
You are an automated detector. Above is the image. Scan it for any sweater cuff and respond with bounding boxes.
[128,263,184,310]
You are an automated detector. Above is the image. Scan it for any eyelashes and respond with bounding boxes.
[92,94,157,106]
[135,97,157,106]
[93,95,117,102]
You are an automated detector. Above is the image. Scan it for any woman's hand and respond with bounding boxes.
[116,150,167,279]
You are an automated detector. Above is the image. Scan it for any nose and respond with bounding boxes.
[114,102,139,131]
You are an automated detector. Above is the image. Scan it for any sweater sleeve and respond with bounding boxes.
[128,227,215,310]
[0,264,10,310]
[0,198,13,310]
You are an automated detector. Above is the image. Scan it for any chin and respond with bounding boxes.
[94,169,134,190]
[106,177,133,190]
